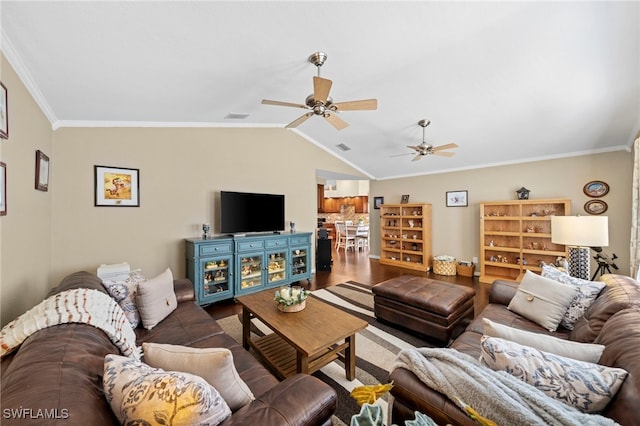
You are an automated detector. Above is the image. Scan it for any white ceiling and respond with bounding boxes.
[2,1,639,180]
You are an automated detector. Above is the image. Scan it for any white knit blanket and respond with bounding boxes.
[1,288,141,359]
[394,348,619,426]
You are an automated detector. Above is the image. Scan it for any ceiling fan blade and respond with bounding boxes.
[286,112,314,128]
[412,153,423,162]
[262,99,308,109]
[332,99,378,111]
[390,152,414,158]
[406,145,422,151]
[433,151,456,157]
[432,143,459,151]
[313,76,332,103]
[324,113,349,130]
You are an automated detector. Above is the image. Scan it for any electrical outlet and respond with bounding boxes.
[472,256,478,265]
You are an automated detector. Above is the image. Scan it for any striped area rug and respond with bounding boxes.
[217,282,439,425]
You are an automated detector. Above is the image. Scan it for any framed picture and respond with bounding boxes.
[35,150,50,191]
[583,180,609,198]
[400,194,410,204]
[446,190,468,207]
[373,196,384,209]
[584,199,608,215]
[94,165,140,207]
[0,161,6,216]
[0,82,7,139]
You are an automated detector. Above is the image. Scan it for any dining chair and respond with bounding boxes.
[356,224,369,251]
[336,222,356,251]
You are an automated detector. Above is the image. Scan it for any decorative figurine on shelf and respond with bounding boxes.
[202,223,211,239]
[290,221,296,233]
[516,187,530,200]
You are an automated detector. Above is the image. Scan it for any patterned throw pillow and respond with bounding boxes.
[103,354,231,426]
[541,265,606,330]
[480,336,628,413]
[101,271,146,328]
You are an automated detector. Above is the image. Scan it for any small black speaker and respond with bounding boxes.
[316,238,332,271]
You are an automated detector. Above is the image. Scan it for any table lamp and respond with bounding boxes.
[551,215,609,280]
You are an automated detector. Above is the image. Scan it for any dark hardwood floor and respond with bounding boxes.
[205,245,491,320]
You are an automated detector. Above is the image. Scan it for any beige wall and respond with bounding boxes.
[370,150,633,274]
[1,54,54,326]
[49,127,365,287]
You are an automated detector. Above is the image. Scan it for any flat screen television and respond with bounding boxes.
[220,191,285,234]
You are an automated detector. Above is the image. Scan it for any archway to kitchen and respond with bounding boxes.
[316,170,371,263]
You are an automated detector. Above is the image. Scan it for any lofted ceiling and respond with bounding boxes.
[1,1,639,180]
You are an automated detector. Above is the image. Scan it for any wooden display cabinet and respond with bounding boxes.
[480,198,570,284]
[379,203,432,272]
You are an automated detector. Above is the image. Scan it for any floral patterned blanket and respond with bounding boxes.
[1,288,140,359]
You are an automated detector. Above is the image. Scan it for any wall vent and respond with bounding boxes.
[336,143,351,151]
[224,113,250,119]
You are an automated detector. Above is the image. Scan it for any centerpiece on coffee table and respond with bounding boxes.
[274,286,310,312]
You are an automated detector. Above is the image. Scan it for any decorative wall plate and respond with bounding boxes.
[583,181,609,198]
[584,199,608,215]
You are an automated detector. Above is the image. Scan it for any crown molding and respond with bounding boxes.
[1,29,57,125]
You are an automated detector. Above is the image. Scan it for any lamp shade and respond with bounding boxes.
[551,216,609,247]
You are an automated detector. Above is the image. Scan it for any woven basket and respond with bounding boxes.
[433,258,457,276]
[277,300,306,313]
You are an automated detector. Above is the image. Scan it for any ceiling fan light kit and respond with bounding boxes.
[391,119,459,161]
[261,52,378,131]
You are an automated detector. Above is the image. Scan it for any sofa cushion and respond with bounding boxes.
[483,318,604,362]
[103,354,231,426]
[142,343,254,411]
[136,268,177,330]
[480,336,627,413]
[570,274,640,343]
[507,271,578,332]
[541,265,606,330]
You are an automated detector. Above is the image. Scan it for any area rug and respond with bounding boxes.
[217,282,439,426]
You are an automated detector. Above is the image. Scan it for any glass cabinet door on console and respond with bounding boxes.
[237,252,265,294]
[266,250,287,287]
[289,234,311,283]
[200,256,233,303]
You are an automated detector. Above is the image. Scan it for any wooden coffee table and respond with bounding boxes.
[236,289,367,380]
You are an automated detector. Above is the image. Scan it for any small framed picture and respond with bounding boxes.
[584,199,608,215]
[35,150,50,191]
[0,161,6,215]
[400,194,410,204]
[583,181,609,198]
[95,165,140,207]
[373,196,384,209]
[446,190,468,207]
[0,82,8,139]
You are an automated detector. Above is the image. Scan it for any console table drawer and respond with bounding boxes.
[289,235,311,246]
[237,240,265,252]
[265,238,288,249]
[200,243,232,256]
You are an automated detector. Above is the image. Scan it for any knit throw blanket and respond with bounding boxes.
[393,348,619,426]
[1,288,141,359]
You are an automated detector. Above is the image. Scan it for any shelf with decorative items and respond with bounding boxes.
[379,203,432,272]
[479,198,570,284]
[186,232,312,305]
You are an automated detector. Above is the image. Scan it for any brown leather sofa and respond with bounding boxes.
[1,271,337,425]
[389,274,640,426]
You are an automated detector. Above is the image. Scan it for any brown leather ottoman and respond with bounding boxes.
[372,276,475,343]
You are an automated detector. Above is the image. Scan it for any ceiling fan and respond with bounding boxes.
[391,119,458,161]
[261,52,377,130]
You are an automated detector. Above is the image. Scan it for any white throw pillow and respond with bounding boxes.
[136,268,177,330]
[480,336,627,413]
[541,264,606,330]
[103,354,231,426]
[143,343,254,411]
[507,270,578,331]
[482,318,605,363]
